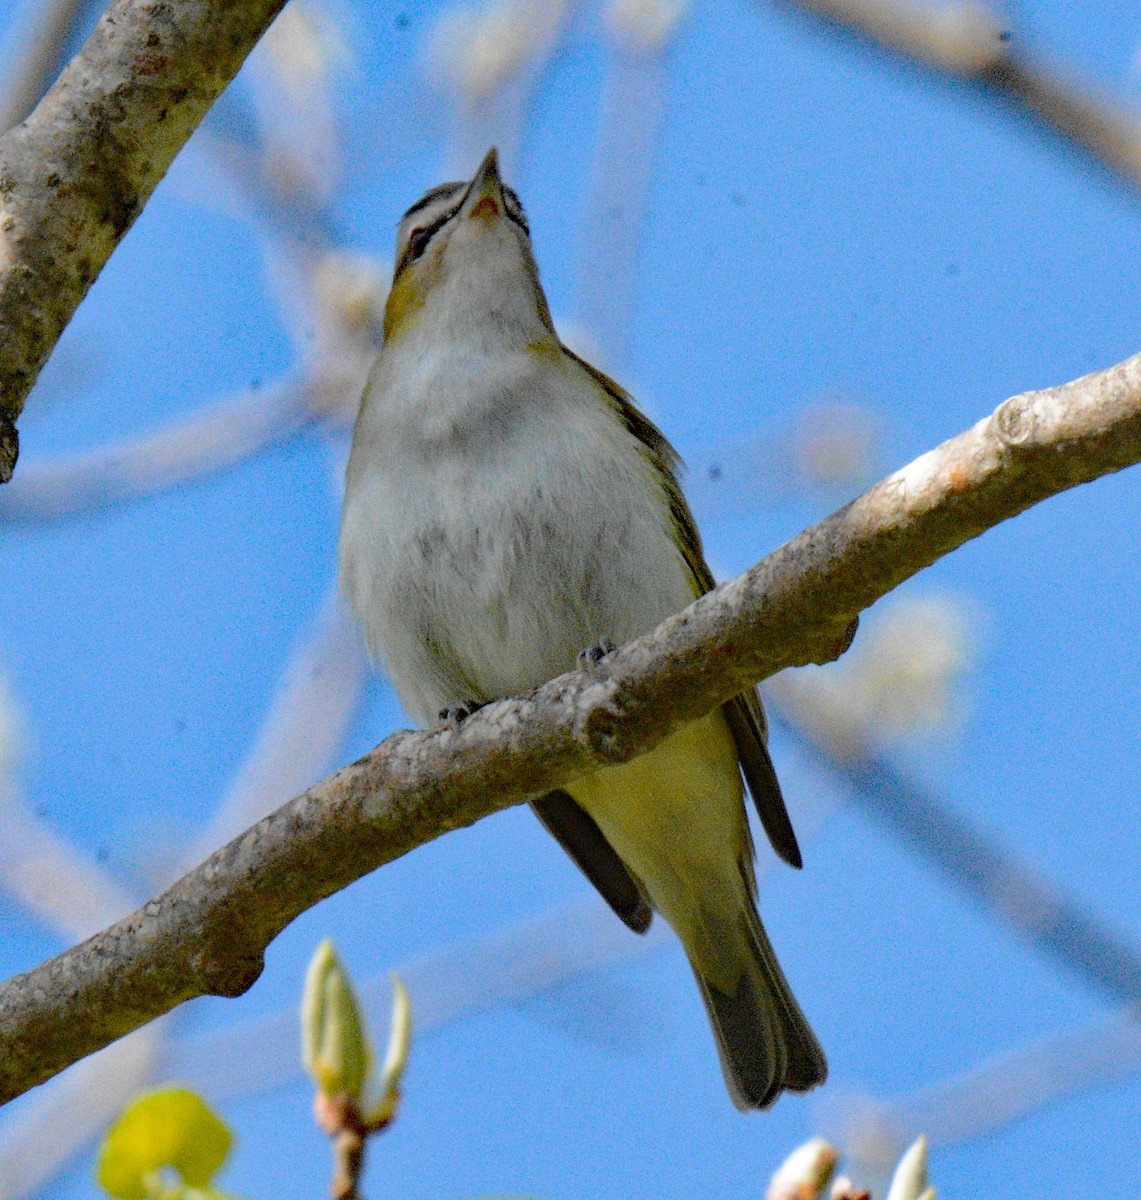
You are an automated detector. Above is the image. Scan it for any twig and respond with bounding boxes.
[767,670,1141,1006]
[0,0,88,134]
[0,373,323,523]
[0,348,1139,1104]
[0,0,294,482]
[892,1005,1141,1148]
[769,0,1141,191]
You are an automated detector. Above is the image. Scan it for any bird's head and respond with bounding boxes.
[382,148,555,348]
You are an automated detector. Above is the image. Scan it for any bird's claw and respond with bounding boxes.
[576,637,617,673]
[438,700,486,726]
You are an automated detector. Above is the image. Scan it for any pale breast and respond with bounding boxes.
[340,342,696,726]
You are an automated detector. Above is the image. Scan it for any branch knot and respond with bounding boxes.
[994,391,1037,447]
[579,699,630,764]
[192,948,264,998]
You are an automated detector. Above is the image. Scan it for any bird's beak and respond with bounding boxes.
[463,147,505,222]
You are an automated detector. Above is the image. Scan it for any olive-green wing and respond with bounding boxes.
[564,347,803,870]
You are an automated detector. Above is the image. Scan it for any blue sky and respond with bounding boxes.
[0,0,1139,1195]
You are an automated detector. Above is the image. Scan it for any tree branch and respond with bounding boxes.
[771,0,1141,194]
[0,0,292,483]
[1,349,1139,1105]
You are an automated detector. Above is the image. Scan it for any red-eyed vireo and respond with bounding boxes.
[339,148,827,1109]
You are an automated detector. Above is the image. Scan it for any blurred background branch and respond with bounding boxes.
[768,665,1141,1007]
[0,0,86,134]
[0,375,319,523]
[770,0,1141,193]
[575,0,688,365]
[819,1005,1141,1185]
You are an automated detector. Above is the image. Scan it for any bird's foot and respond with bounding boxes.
[438,700,486,726]
[576,637,617,673]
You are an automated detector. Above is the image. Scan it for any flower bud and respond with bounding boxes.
[766,1137,839,1200]
[301,939,371,1106]
[364,975,412,1127]
[885,1136,933,1200]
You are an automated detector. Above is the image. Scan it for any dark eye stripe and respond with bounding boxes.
[504,187,529,233]
[395,202,461,278]
[393,188,531,283]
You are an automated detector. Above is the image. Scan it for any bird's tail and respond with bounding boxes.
[689,891,827,1110]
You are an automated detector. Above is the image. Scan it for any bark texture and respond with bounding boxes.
[0,0,290,481]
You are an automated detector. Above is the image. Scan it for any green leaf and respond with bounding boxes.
[97,1086,233,1200]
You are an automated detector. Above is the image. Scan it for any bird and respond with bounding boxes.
[339,147,827,1109]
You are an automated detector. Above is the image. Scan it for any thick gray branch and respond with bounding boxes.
[0,0,291,482]
[1,350,1140,1105]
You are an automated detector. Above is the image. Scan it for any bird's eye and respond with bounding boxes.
[408,227,431,261]
[398,203,460,275]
